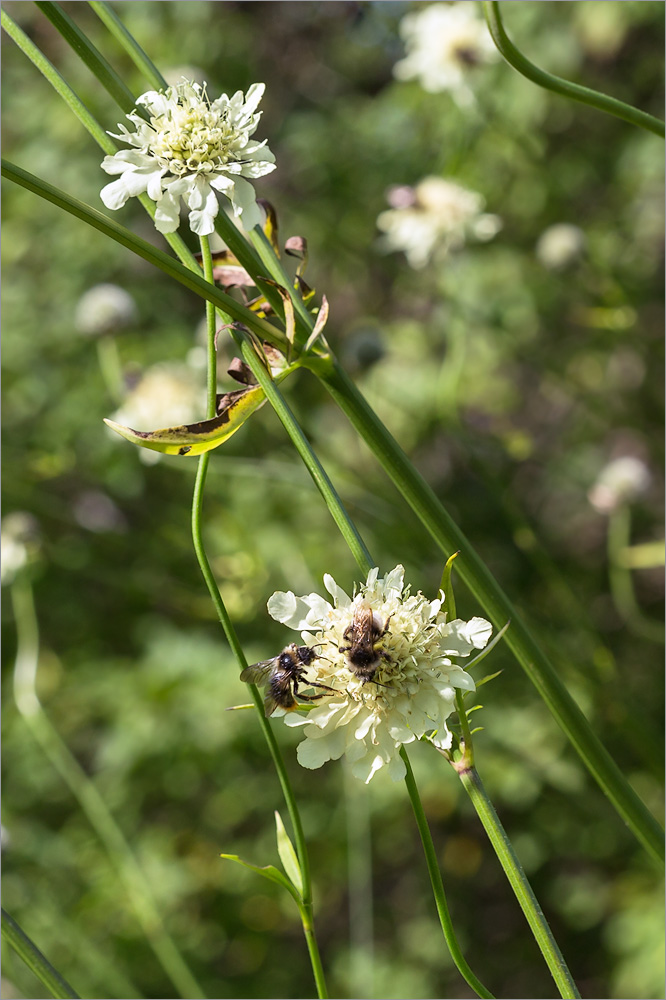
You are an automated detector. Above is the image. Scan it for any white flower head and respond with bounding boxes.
[393,2,497,105]
[101,79,276,236]
[377,176,501,269]
[75,283,138,337]
[1,512,41,586]
[588,456,651,514]
[536,224,586,271]
[268,565,491,783]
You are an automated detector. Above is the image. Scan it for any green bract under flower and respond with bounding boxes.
[268,565,492,783]
[100,80,275,235]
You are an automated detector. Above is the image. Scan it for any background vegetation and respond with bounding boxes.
[2,2,664,998]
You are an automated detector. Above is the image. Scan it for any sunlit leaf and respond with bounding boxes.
[104,385,267,457]
[219,854,301,903]
[274,810,304,897]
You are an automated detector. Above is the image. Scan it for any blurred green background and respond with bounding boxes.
[2,2,664,998]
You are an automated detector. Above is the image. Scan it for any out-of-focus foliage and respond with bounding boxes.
[2,3,663,999]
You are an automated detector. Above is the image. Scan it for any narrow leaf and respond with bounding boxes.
[258,199,280,255]
[263,279,296,351]
[219,855,301,904]
[104,385,266,456]
[466,621,510,670]
[475,670,503,690]
[439,551,460,619]
[303,295,330,353]
[275,811,304,897]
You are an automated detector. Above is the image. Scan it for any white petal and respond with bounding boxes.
[323,574,351,608]
[228,176,261,230]
[242,82,266,118]
[153,191,181,234]
[267,591,313,630]
[100,178,132,211]
[382,564,405,599]
[209,174,234,193]
[464,617,493,649]
[351,753,385,784]
[188,187,219,236]
[387,754,407,782]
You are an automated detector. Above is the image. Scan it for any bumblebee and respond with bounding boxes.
[241,643,337,717]
[340,602,392,683]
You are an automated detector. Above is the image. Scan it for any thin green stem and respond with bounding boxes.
[400,748,494,999]
[608,506,665,644]
[455,765,581,999]
[35,2,136,112]
[87,1,166,91]
[10,579,205,1000]
[310,355,665,868]
[482,1,664,137]
[1,908,80,1000]
[193,239,328,998]
[233,331,374,577]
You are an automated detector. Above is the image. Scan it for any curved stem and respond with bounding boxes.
[482,1,664,137]
[311,355,665,868]
[608,506,665,644]
[2,909,80,1000]
[400,748,495,999]
[10,580,206,1000]
[454,764,581,999]
[193,240,328,998]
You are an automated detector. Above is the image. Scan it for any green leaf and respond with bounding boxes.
[275,810,304,897]
[439,551,460,619]
[475,670,504,690]
[219,854,301,904]
[104,385,267,457]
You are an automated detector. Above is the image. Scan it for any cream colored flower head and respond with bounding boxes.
[100,79,275,235]
[393,2,496,105]
[377,176,501,269]
[268,565,492,783]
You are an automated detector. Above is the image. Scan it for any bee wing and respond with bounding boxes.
[240,659,275,685]
[263,691,279,717]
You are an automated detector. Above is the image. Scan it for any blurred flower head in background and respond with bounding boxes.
[588,456,652,514]
[1,512,42,586]
[536,223,586,271]
[268,565,491,783]
[100,79,275,235]
[377,176,501,268]
[109,361,204,465]
[393,1,497,104]
[74,283,138,337]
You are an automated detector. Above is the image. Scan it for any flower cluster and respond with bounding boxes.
[268,566,491,783]
[377,176,501,269]
[101,79,275,235]
[393,2,496,105]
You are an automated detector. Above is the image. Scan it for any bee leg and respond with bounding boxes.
[308,679,339,693]
[296,691,329,703]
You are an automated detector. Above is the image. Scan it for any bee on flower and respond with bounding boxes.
[100,79,275,235]
[267,565,492,783]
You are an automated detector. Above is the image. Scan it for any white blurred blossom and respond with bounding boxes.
[75,283,138,337]
[393,1,497,105]
[268,565,492,783]
[536,224,586,271]
[588,457,651,514]
[109,362,203,465]
[101,79,275,235]
[377,176,501,269]
[1,512,41,585]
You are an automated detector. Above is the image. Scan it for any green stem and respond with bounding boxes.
[96,336,124,403]
[1,909,80,1000]
[608,506,665,644]
[87,1,166,91]
[309,355,664,867]
[400,748,494,999]
[482,1,664,137]
[10,580,206,1000]
[233,332,374,577]
[193,240,328,999]
[35,2,136,112]
[455,764,581,999]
